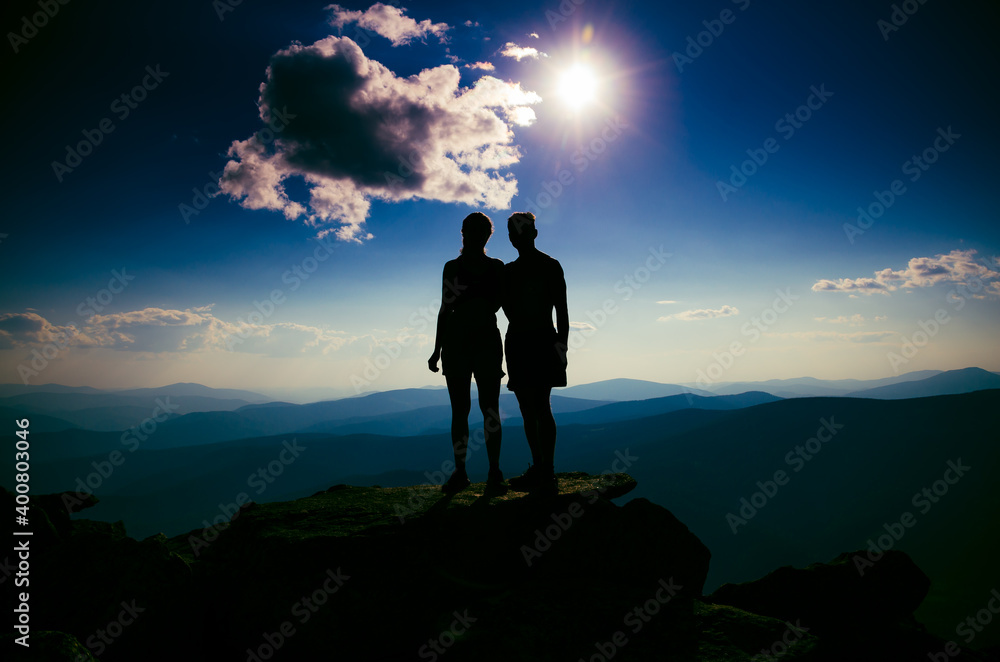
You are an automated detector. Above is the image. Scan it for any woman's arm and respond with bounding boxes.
[428,263,454,372]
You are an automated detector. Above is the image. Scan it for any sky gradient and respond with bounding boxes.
[2,0,998,396]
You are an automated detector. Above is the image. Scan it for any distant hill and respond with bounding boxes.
[300,394,610,437]
[0,383,104,398]
[552,391,782,426]
[0,406,77,433]
[702,370,942,397]
[845,367,1000,399]
[0,381,270,402]
[558,378,714,401]
[109,382,271,402]
[0,392,257,432]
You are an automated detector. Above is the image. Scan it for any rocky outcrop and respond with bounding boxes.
[3,475,994,661]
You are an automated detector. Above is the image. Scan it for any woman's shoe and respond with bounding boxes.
[441,469,471,494]
[484,468,508,496]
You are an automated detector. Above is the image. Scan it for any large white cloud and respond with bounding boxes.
[219,35,540,242]
[812,249,999,295]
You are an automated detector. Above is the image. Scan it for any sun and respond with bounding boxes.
[557,64,598,111]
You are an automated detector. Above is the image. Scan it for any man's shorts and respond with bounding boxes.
[504,329,567,392]
[442,327,505,384]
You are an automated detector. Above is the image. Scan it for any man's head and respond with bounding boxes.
[507,212,537,250]
[461,212,494,254]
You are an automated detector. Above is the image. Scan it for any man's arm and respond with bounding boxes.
[554,262,569,348]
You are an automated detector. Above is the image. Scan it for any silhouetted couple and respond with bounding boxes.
[428,212,568,497]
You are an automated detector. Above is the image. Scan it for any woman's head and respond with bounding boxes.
[461,212,494,254]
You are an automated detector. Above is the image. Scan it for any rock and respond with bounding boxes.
[178,472,710,660]
[7,475,969,662]
[710,550,930,634]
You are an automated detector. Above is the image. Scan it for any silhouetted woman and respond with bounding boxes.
[428,213,506,495]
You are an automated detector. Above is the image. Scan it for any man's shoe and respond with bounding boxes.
[530,473,558,498]
[507,464,538,492]
[441,470,470,494]
[485,468,508,496]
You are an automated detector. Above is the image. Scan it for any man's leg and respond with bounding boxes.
[530,386,555,474]
[514,388,540,465]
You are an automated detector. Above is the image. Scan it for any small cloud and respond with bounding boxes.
[528,32,540,39]
[464,20,479,27]
[659,305,739,322]
[814,314,870,327]
[656,300,678,305]
[570,321,595,331]
[327,3,450,46]
[500,42,546,61]
[465,61,495,71]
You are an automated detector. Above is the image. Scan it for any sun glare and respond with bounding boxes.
[557,64,598,111]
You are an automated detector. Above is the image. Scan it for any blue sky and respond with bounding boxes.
[1,0,997,395]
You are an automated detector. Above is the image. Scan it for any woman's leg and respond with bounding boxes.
[476,375,503,470]
[445,371,471,473]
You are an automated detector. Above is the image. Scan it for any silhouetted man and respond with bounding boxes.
[502,212,568,496]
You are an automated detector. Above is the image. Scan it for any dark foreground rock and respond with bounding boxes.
[3,475,996,661]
